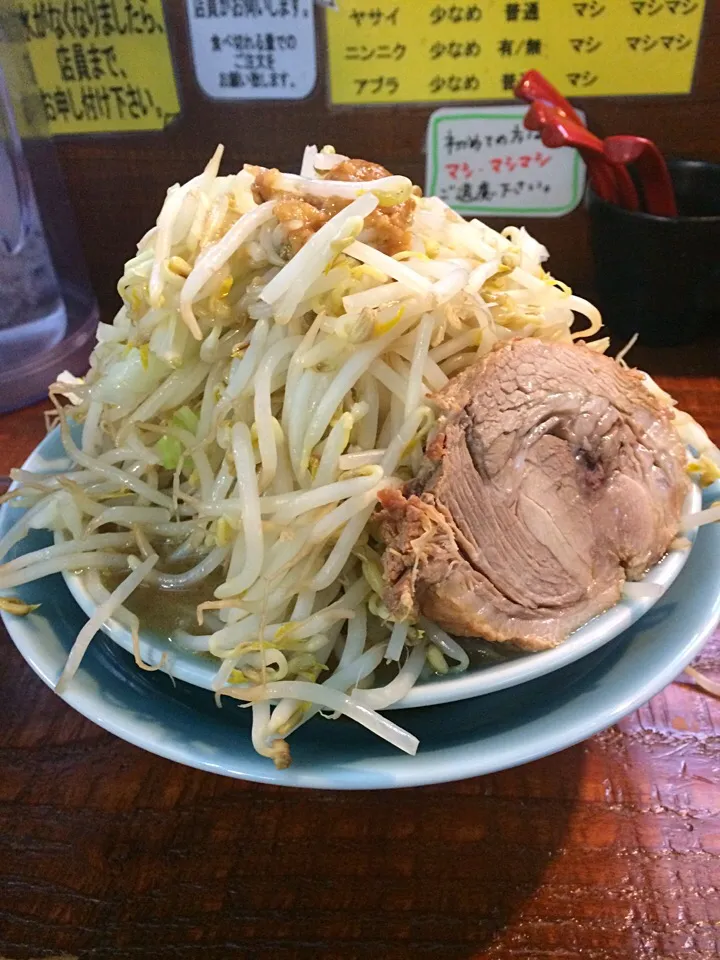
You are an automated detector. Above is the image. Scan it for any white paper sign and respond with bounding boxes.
[186,0,317,101]
[426,106,586,219]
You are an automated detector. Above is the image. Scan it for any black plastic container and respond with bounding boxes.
[588,159,720,347]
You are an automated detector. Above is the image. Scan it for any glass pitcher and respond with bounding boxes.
[0,17,98,413]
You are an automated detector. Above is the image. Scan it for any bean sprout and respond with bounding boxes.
[6,142,709,770]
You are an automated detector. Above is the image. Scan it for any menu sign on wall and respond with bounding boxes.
[326,0,707,105]
[185,0,317,100]
[17,0,181,134]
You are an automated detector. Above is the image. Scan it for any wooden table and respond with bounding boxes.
[1,339,719,960]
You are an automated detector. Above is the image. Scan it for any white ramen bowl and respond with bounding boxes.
[61,483,701,709]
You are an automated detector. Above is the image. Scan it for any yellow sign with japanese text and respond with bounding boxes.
[326,0,706,105]
[17,0,180,134]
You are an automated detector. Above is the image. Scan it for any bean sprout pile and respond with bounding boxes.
[2,145,718,767]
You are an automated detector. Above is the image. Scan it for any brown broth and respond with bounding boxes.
[103,572,523,670]
[102,571,223,642]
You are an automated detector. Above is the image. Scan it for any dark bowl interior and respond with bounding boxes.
[668,159,720,218]
[587,158,720,346]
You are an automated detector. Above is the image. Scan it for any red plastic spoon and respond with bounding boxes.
[516,71,639,211]
[515,69,585,126]
[524,101,639,211]
[522,100,618,205]
[516,71,623,205]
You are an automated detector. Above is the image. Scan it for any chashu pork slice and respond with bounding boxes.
[377,338,690,651]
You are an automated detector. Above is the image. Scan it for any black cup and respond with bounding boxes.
[588,159,720,347]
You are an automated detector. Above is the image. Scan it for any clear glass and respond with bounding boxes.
[0,17,98,413]
[0,66,67,358]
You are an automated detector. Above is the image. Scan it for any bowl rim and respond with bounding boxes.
[60,482,700,710]
[3,423,702,710]
[2,478,718,790]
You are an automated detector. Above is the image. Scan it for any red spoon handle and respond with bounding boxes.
[604,136,677,217]
[610,166,640,211]
[527,102,637,209]
[515,70,584,128]
[585,158,619,204]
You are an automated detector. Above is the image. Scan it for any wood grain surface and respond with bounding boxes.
[6,3,720,944]
[1,357,719,959]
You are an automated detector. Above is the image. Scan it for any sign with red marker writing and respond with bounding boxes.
[426,106,586,217]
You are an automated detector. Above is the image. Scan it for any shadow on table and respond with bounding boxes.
[385,750,586,960]
[200,747,586,960]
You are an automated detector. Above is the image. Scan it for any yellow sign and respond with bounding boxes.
[17,0,180,134]
[326,0,706,105]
